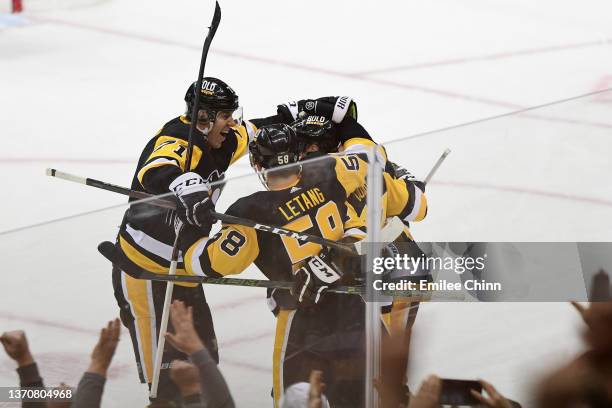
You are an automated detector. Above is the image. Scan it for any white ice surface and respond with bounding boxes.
[1,0,612,406]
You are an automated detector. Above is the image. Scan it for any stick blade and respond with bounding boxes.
[352,217,406,255]
[380,216,405,242]
[97,241,116,260]
[98,241,144,279]
[210,1,221,32]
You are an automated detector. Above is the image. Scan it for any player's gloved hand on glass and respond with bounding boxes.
[277,96,357,124]
[169,172,215,232]
[292,248,341,306]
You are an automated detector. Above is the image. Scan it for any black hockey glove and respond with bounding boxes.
[292,249,341,306]
[277,96,357,124]
[169,172,215,231]
[388,161,415,180]
[387,161,425,191]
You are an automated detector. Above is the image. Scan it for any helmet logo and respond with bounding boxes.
[201,80,217,96]
[305,115,326,125]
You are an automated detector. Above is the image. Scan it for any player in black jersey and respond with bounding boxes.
[181,123,421,407]
[113,77,257,401]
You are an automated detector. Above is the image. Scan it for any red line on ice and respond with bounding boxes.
[433,180,612,208]
[351,39,612,75]
[24,15,612,128]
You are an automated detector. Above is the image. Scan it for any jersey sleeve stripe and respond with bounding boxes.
[400,180,416,219]
[412,192,427,221]
[185,237,210,277]
[137,157,181,186]
[402,183,426,221]
[343,227,367,239]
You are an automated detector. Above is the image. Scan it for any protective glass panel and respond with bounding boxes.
[2,90,610,407]
[367,89,612,406]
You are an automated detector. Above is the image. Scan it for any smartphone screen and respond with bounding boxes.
[439,378,482,405]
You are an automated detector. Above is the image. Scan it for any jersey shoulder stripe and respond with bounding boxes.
[137,136,204,185]
[342,137,388,163]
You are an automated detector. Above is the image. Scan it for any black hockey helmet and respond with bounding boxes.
[184,77,240,121]
[292,115,338,154]
[249,124,301,170]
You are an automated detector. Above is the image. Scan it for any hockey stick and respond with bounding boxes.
[45,169,175,209]
[424,148,451,185]
[213,212,403,256]
[98,241,464,300]
[150,2,221,399]
[99,241,355,294]
[46,169,405,255]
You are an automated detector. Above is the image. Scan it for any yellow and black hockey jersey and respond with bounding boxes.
[298,116,427,237]
[344,155,428,239]
[118,115,256,283]
[331,117,427,233]
[183,153,420,283]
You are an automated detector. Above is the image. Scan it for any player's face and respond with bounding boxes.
[305,143,319,153]
[196,110,213,135]
[207,111,237,149]
[299,143,320,160]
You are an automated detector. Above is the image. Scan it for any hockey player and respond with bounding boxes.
[113,77,256,401]
[291,115,429,406]
[181,123,424,407]
[268,97,427,405]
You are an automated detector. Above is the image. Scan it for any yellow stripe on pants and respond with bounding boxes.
[272,309,295,408]
[122,272,156,383]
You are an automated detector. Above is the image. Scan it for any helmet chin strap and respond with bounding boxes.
[260,171,271,191]
[195,108,218,136]
[197,121,213,136]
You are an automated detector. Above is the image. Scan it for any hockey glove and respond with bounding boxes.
[388,161,416,181]
[311,95,358,123]
[387,161,425,191]
[292,249,341,306]
[169,172,215,231]
[277,96,357,124]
